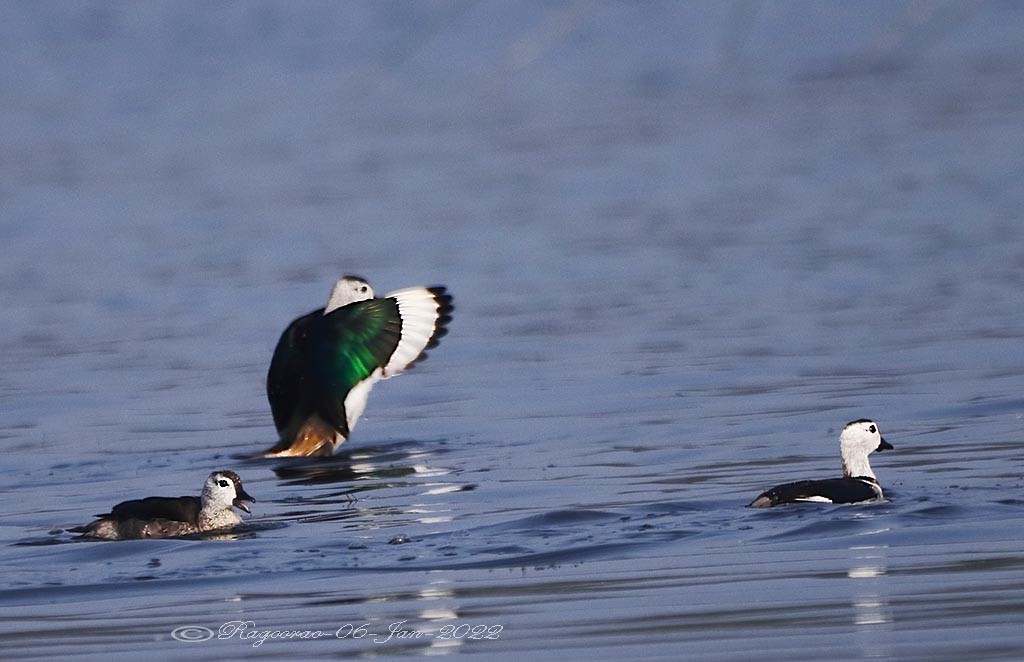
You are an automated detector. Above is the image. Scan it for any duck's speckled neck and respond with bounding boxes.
[198,507,242,531]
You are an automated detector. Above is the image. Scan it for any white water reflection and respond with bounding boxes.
[420,582,463,655]
[848,545,893,659]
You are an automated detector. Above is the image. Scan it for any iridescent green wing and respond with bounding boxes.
[307,298,403,435]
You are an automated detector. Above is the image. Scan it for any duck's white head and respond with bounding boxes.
[325,275,374,314]
[839,419,893,479]
[201,471,256,514]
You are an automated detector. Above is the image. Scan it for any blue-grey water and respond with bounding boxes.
[2,2,1024,660]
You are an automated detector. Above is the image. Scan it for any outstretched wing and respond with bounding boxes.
[307,297,405,435]
[380,286,454,377]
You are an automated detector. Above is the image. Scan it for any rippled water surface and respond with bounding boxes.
[2,3,1024,660]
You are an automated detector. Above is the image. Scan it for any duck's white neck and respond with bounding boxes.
[841,451,875,479]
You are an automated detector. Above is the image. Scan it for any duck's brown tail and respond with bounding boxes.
[261,415,339,457]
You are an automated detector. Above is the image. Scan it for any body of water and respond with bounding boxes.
[1,2,1023,660]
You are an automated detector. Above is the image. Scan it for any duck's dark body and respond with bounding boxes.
[71,496,205,539]
[267,299,405,443]
[748,477,883,508]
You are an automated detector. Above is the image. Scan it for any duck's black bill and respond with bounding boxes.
[877,437,893,451]
[234,488,256,513]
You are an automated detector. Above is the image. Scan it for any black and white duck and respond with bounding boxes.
[748,419,893,508]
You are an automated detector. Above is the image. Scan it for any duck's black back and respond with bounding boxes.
[105,496,202,523]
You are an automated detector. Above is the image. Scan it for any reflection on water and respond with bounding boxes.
[417,582,463,656]
[847,545,892,659]
[253,441,473,530]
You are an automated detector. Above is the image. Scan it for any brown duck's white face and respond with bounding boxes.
[201,472,254,514]
[325,276,375,313]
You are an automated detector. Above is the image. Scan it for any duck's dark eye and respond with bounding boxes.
[868,425,876,433]
[360,286,367,292]
[218,479,229,488]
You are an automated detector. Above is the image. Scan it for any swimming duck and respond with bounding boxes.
[263,275,454,457]
[748,419,893,508]
[73,471,255,540]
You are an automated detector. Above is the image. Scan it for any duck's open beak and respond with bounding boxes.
[877,437,893,451]
[233,488,256,514]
